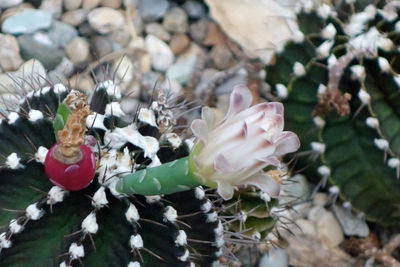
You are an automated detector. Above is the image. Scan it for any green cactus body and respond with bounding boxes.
[265,1,400,224]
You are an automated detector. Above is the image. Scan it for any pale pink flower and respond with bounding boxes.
[190,85,300,200]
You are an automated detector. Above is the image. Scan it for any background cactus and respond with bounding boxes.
[265,0,400,224]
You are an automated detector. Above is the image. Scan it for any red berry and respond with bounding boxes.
[45,143,96,191]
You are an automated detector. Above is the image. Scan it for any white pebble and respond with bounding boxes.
[28,109,43,122]
[81,212,98,234]
[69,243,84,259]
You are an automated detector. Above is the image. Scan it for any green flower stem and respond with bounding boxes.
[116,156,202,195]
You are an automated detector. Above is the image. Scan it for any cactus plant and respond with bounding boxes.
[265,0,400,224]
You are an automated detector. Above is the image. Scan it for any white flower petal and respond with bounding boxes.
[217,181,234,200]
[214,154,234,173]
[246,174,280,198]
[225,85,253,119]
[274,132,300,156]
[201,107,216,130]
[190,119,209,144]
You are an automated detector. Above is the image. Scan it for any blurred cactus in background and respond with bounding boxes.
[265,0,400,224]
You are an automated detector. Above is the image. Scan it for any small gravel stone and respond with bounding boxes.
[189,18,209,44]
[65,37,90,63]
[40,0,63,18]
[145,23,171,42]
[88,7,124,34]
[183,0,206,19]
[166,55,197,85]
[123,0,138,8]
[0,34,23,71]
[18,35,64,70]
[138,0,169,22]
[64,0,82,11]
[0,0,23,8]
[61,9,88,26]
[162,7,188,33]
[316,211,344,248]
[47,21,78,48]
[2,9,53,34]
[145,35,174,71]
[82,0,100,9]
[169,33,190,55]
[209,44,233,70]
[100,0,121,8]
[90,35,113,58]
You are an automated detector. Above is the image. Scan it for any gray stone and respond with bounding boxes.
[189,18,209,44]
[123,0,138,8]
[169,33,190,55]
[47,21,78,48]
[82,0,100,9]
[88,7,124,34]
[145,23,170,42]
[138,0,169,22]
[90,36,113,58]
[64,0,82,11]
[0,0,23,8]
[100,0,121,8]
[18,35,64,70]
[259,248,288,267]
[65,37,90,63]
[145,35,174,72]
[166,56,197,85]
[209,44,233,70]
[48,56,74,83]
[2,10,53,35]
[40,0,63,18]
[0,34,23,71]
[162,7,188,33]
[61,9,88,26]
[332,205,369,237]
[316,210,344,248]
[183,1,206,19]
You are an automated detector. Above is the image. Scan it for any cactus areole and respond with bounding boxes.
[45,91,96,191]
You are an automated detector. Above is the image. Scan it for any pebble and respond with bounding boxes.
[90,35,113,58]
[81,0,99,9]
[64,0,82,11]
[332,205,369,237]
[65,37,90,63]
[48,56,74,82]
[47,21,78,48]
[0,0,23,8]
[295,219,317,236]
[166,56,197,85]
[259,248,288,267]
[18,35,64,70]
[2,9,53,34]
[313,193,329,207]
[88,7,124,34]
[169,33,190,55]
[209,44,233,70]
[123,0,138,8]
[0,34,23,71]
[183,1,206,19]
[100,0,121,8]
[189,18,209,44]
[61,9,88,26]
[145,23,171,42]
[138,0,169,22]
[316,211,344,248]
[111,28,132,48]
[145,35,174,72]
[40,0,63,18]
[162,7,188,33]
[161,79,182,97]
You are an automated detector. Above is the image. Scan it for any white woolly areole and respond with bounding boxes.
[59,261,69,267]
[130,234,143,249]
[317,84,327,95]
[35,146,48,164]
[293,62,306,77]
[92,187,109,208]
[164,133,182,149]
[0,232,11,249]
[366,117,379,129]
[206,211,218,223]
[7,112,19,124]
[215,221,223,237]
[86,113,107,131]
[69,243,85,259]
[138,108,157,127]
[125,203,140,223]
[201,200,212,213]
[275,84,288,99]
[100,80,121,99]
[28,109,43,122]
[178,249,189,262]
[374,138,389,150]
[164,206,178,222]
[291,30,304,43]
[53,83,67,94]
[26,203,44,220]
[215,234,225,248]
[311,142,325,154]
[350,65,366,81]
[148,155,162,167]
[6,153,21,169]
[317,4,332,19]
[81,212,99,234]
[47,186,67,205]
[395,74,400,88]
[185,138,195,150]
[321,23,336,40]
[316,40,334,58]
[9,219,24,234]
[127,262,141,267]
[194,187,205,200]
[327,54,337,67]
[388,158,400,168]
[349,27,393,55]
[318,165,331,176]
[329,185,340,195]
[378,57,391,72]
[145,195,161,203]
[313,116,326,128]
[345,6,376,36]
[105,102,125,117]
[358,90,371,104]
[175,230,187,246]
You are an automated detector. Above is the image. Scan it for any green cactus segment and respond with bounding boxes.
[0,187,93,266]
[0,162,51,226]
[117,157,201,196]
[53,102,72,141]
[90,81,120,115]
